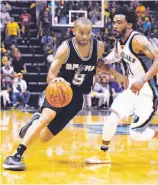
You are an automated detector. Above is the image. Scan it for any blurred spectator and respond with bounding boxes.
[43,43,54,58]
[36,0,47,25]
[1,56,9,66]
[41,32,54,46]
[30,2,36,22]
[86,77,110,108]
[1,58,15,83]
[89,6,100,25]
[9,44,21,60]
[11,73,30,108]
[143,17,152,36]
[0,44,7,59]
[0,77,12,108]
[105,18,112,33]
[145,6,151,16]
[40,8,51,36]
[1,7,11,26]
[5,17,20,47]
[20,10,31,44]
[110,80,124,100]
[136,3,146,18]
[0,22,5,43]
[152,27,158,39]
[136,16,144,33]
[1,1,12,13]
[59,12,68,24]
[12,52,26,74]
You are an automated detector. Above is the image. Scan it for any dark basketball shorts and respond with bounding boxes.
[40,91,83,135]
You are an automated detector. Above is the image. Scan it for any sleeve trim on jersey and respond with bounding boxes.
[63,40,70,64]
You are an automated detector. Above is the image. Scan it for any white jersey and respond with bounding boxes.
[115,31,158,97]
[107,31,158,131]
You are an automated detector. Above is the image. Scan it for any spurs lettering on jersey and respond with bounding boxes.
[66,63,95,71]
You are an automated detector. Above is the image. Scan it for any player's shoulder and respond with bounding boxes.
[57,40,69,54]
[96,40,104,58]
[132,33,149,52]
[133,34,148,44]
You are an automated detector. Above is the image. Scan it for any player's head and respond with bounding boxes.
[113,7,137,39]
[74,17,92,46]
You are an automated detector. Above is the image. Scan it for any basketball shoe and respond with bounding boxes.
[19,112,40,138]
[85,150,111,164]
[3,156,25,171]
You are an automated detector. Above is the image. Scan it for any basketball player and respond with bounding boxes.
[3,17,128,170]
[85,7,158,164]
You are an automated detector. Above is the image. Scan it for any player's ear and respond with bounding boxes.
[73,27,76,36]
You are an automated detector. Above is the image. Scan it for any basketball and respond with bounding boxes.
[45,80,73,108]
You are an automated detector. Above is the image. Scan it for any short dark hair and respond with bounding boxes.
[114,6,137,29]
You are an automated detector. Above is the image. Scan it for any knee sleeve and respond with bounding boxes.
[129,128,155,141]
[102,112,120,141]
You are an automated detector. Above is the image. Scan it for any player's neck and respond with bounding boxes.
[121,29,133,43]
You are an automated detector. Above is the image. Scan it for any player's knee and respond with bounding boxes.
[40,133,52,143]
[39,108,56,127]
[40,128,54,143]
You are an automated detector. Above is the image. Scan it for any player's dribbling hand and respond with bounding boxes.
[49,77,71,85]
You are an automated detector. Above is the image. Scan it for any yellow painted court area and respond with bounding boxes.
[1,110,158,184]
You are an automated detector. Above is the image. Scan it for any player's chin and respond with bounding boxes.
[113,30,121,39]
[113,33,121,39]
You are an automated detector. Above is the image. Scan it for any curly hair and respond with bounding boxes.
[114,6,137,29]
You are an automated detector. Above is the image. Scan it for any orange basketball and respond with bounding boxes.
[45,80,73,108]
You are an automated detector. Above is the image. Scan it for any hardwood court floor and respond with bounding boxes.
[1,110,158,184]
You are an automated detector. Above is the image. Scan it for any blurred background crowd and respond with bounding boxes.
[1,0,158,110]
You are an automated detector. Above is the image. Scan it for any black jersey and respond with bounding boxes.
[58,37,98,94]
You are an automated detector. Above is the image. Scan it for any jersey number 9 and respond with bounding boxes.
[72,73,86,86]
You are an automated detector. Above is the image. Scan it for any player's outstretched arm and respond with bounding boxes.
[130,35,158,94]
[132,35,158,82]
[46,42,69,84]
[96,41,128,89]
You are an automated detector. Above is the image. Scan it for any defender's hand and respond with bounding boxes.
[130,80,144,95]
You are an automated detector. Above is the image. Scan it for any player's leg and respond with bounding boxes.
[45,92,84,137]
[39,127,54,142]
[129,94,158,141]
[3,107,56,170]
[85,90,136,164]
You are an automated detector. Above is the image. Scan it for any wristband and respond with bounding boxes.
[140,77,145,84]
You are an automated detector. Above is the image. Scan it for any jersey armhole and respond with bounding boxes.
[63,40,70,64]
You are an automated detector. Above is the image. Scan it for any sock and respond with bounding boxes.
[14,144,27,160]
[100,145,109,152]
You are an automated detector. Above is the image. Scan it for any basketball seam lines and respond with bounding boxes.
[63,82,71,105]
[56,82,62,107]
